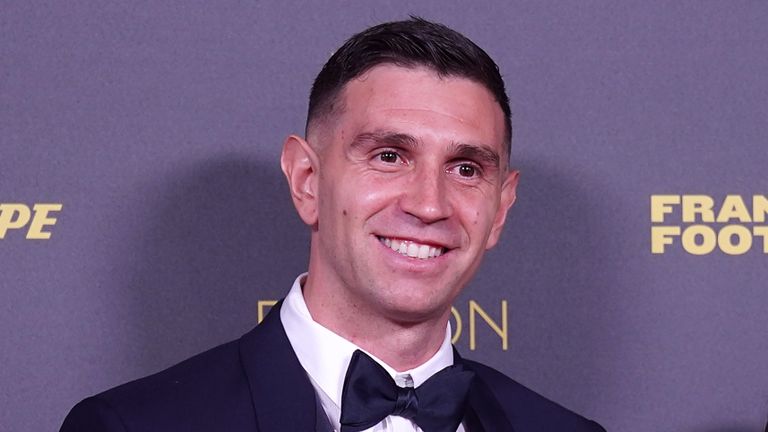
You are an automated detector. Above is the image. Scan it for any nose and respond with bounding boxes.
[398,165,453,223]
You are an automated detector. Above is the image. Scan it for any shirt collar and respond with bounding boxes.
[280,273,456,407]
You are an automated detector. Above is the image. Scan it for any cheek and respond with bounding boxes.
[459,199,496,232]
[330,177,389,222]
[356,176,400,208]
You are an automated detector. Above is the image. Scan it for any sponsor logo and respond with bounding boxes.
[651,195,768,255]
[0,203,62,239]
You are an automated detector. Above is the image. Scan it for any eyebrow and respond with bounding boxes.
[449,142,501,169]
[350,131,420,151]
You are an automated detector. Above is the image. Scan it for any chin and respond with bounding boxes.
[374,289,454,324]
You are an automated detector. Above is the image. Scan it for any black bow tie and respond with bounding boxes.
[339,350,475,432]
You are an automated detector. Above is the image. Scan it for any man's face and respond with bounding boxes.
[300,65,518,323]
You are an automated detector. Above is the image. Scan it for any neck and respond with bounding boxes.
[302,274,451,371]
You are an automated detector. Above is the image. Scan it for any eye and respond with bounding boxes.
[370,149,407,171]
[450,162,481,179]
[378,151,400,164]
[458,164,476,178]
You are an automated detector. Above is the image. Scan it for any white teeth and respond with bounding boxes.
[398,241,407,254]
[378,237,446,260]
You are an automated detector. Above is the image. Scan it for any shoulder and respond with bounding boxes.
[462,359,606,432]
[61,337,256,432]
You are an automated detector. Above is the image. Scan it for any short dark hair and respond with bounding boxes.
[306,17,512,156]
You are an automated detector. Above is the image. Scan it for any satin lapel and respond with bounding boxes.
[315,394,334,432]
[238,301,318,431]
[454,349,516,432]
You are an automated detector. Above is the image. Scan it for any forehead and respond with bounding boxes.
[331,65,506,154]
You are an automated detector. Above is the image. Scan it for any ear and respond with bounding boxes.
[485,169,519,250]
[280,134,320,226]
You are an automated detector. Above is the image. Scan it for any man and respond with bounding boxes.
[61,18,605,431]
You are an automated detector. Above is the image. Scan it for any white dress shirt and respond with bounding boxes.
[281,273,467,432]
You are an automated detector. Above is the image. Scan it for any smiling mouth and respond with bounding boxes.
[377,236,447,259]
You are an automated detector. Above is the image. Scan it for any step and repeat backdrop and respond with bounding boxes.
[2,1,767,431]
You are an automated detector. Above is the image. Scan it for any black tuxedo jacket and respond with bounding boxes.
[61,303,605,431]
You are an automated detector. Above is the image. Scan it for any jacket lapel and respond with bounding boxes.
[455,349,516,432]
[238,301,319,431]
